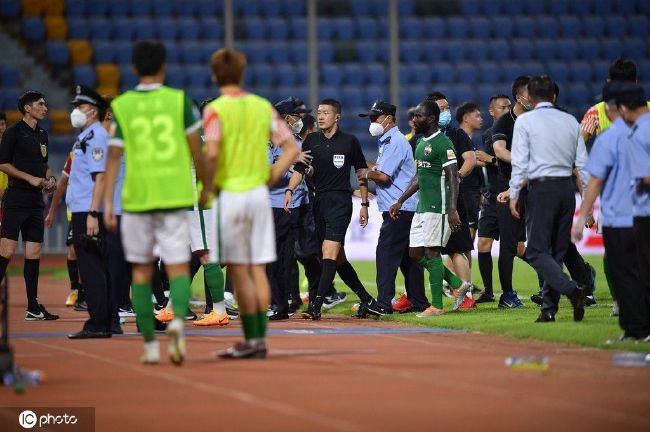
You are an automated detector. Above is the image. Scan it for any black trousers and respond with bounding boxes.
[106,215,131,312]
[524,179,577,315]
[376,211,426,310]
[267,207,297,313]
[292,203,324,305]
[603,226,650,338]
[71,212,111,333]
[496,182,527,292]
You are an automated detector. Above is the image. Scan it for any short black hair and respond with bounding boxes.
[609,58,637,82]
[301,114,316,133]
[0,111,5,122]
[553,82,560,98]
[319,98,342,114]
[18,91,45,115]
[425,91,447,102]
[132,40,166,77]
[455,102,480,124]
[489,94,509,105]
[511,76,530,99]
[527,75,555,101]
[420,100,441,123]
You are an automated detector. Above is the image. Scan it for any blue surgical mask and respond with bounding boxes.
[438,110,451,128]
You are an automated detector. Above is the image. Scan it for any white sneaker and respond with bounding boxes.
[166,318,186,366]
[224,292,238,311]
[141,340,160,365]
[611,301,619,317]
[453,282,472,311]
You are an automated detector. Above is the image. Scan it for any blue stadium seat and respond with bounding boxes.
[133,19,157,40]
[288,41,307,63]
[400,41,421,62]
[558,16,581,38]
[178,18,201,40]
[245,17,266,39]
[514,16,536,38]
[289,18,306,39]
[166,43,182,64]
[600,38,623,61]
[397,0,415,16]
[88,19,112,40]
[72,65,96,87]
[294,65,308,86]
[476,62,500,83]
[267,18,289,40]
[501,61,526,81]
[131,0,152,17]
[638,0,650,13]
[400,18,423,39]
[156,19,178,41]
[0,66,20,88]
[476,84,499,105]
[627,16,648,38]
[569,61,592,83]
[421,44,444,63]
[422,17,445,38]
[172,0,196,17]
[234,0,260,17]
[356,17,380,40]
[591,0,614,14]
[366,63,387,86]
[339,86,363,109]
[332,18,355,40]
[566,83,590,107]
[249,64,274,86]
[468,16,490,38]
[165,65,186,88]
[506,0,524,14]
[114,42,132,64]
[555,39,578,61]
[92,41,115,63]
[186,87,211,104]
[112,21,134,41]
[108,0,130,18]
[405,86,427,108]
[238,41,267,64]
[281,0,305,17]
[356,41,380,63]
[180,42,205,64]
[533,39,556,62]
[22,18,45,43]
[0,0,20,18]
[478,0,504,15]
[523,0,545,14]
[259,0,283,17]
[446,17,469,38]
[548,1,570,14]
[1,88,20,110]
[273,65,296,87]
[456,62,478,83]
[490,16,513,38]
[443,40,466,62]
[186,65,211,88]
[547,61,569,86]
[409,63,433,85]
[201,19,223,40]
[398,65,412,85]
[433,64,456,84]
[460,0,480,14]
[591,60,611,82]
[577,38,599,61]
[318,41,333,63]
[364,86,388,108]
[343,64,364,86]
[511,39,533,61]
[119,65,138,90]
[537,16,558,38]
[319,85,338,102]
[487,40,510,62]
[82,1,109,17]
[267,41,289,64]
[604,16,626,38]
[614,0,637,13]
[152,1,174,17]
[46,41,70,65]
[450,84,475,104]
[317,19,333,39]
[195,0,223,18]
[67,18,90,39]
[465,40,488,62]
[568,1,590,15]
[624,38,646,61]
[582,16,604,38]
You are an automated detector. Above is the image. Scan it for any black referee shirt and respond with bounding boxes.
[482,126,499,193]
[491,108,517,182]
[441,126,480,189]
[295,128,366,194]
[0,120,48,207]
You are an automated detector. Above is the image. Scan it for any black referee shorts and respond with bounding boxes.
[442,192,474,254]
[66,221,74,246]
[292,203,320,258]
[462,186,481,229]
[313,191,352,245]
[478,191,499,240]
[1,207,44,243]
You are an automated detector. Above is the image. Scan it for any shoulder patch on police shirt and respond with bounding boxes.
[92,147,104,162]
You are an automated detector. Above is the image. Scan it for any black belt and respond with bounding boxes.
[529,176,572,185]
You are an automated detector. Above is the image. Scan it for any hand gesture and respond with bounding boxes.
[296,150,313,166]
[497,189,510,204]
[29,176,45,189]
[389,201,402,220]
[448,209,461,231]
[86,214,99,236]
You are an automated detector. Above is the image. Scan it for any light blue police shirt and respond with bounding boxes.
[625,111,650,217]
[375,126,418,212]
[113,156,125,215]
[268,135,308,209]
[585,118,633,228]
[66,121,108,213]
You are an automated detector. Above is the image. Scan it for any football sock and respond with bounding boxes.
[257,310,267,338]
[169,275,191,319]
[478,252,493,295]
[419,256,444,309]
[241,313,259,341]
[67,259,80,291]
[24,259,40,311]
[313,259,337,310]
[443,267,463,289]
[132,282,155,342]
[204,263,225,313]
[337,260,372,303]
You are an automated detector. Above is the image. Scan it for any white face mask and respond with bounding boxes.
[70,108,87,128]
[368,116,387,137]
[291,118,303,134]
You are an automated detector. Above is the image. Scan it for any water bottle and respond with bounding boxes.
[612,352,650,367]
[505,356,549,370]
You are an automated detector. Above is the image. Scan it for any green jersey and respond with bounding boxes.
[111,85,200,212]
[414,131,457,214]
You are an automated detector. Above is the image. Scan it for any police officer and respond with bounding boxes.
[356,101,427,314]
[66,86,113,339]
[0,91,58,321]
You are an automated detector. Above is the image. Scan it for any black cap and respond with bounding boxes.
[613,82,646,106]
[71,85,108,109]
[274,97,311,115]
[602,81,623,103]
[358,100,396,117]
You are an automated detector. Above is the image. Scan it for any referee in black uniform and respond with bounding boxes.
[0,91,58,321]
[284,99,379,320]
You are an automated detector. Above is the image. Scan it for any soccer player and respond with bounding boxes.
[104,40,207,365]
[389,100,465,317]
[201,48,299,358]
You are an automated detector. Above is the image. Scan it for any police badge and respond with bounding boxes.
[92,147,104,162]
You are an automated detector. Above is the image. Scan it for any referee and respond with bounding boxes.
[0,91,58,321]
[284,98,379,320]
[509,75,589,322]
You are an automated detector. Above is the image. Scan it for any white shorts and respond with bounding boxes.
[187,206,217,262]
[121,210,190,265]
[409,212,451,248]
[215,186,276,265]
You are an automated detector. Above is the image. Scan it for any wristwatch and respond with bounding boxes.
[88,211,99,218]
[491,156,497,164]
[361,202,370,207]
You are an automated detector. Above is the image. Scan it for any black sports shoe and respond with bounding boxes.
[73,300,88,311]
[301,305,321,320]
[535,311,555,323]
[475,292,495,303]
[584,295,597,307]
[226,307,239,320]
[25,304,59,321]
[268,310,290,321]
[366,300,390,316]
[323,292,346,309]
[353,302,368,318]
[185,309,197,321]
[530,293,543,306]
[570,286,586,322]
